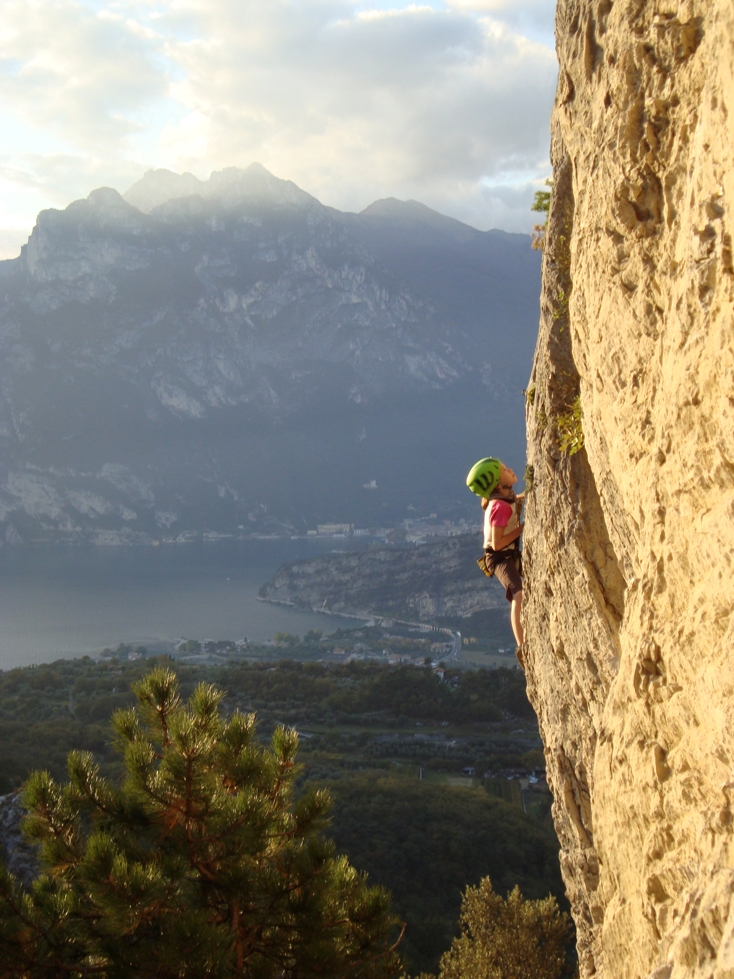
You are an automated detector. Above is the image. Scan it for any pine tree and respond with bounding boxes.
[431,877,573,979]
[0,668,403,979]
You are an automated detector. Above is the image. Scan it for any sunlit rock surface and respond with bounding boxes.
[524,2,734,977]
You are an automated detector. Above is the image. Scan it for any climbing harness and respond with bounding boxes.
[479,545,522,579]
[476,487,524,579]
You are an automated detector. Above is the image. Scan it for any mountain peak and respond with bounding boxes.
[359,197,482,242]
[123,164,316,214]
[122,170,204,214]
[87,187,129,209]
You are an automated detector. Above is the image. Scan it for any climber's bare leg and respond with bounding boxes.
[511,590,524,647]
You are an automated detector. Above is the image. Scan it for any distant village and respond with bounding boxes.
[152,515,476,547]
[305,515,474,545]
[98,620,520,683]
[99,623,461,671]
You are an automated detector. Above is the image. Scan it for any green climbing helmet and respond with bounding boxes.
[466,457,502,497]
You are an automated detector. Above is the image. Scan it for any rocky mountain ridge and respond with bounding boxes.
[259,532,507,623]
[0,164,540,543]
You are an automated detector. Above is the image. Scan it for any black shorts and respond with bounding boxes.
[486,550,523,602]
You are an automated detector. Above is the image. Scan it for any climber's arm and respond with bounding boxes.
[491,521,524,551]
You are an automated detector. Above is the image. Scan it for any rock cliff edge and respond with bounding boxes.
[524,2,734,977]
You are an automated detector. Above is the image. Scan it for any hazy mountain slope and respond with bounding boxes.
[259,532,507,621]
[0,165,540,543]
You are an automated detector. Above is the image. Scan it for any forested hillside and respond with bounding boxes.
[0,655,561,972]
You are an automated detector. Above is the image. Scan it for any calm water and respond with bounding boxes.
[0,539,366,669]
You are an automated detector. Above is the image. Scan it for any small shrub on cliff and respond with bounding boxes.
[0,669,401,979]
[556,396,585,456]
[426,877,572,979]
[531,180,552,251]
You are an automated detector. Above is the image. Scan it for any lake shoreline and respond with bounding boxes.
[0,539,370,671]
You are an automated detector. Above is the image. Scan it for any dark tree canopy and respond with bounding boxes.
[430,877,573,979]
[0,669,402,979]
[324,775,565,974]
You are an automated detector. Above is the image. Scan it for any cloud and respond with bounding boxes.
[444,0,555,44]
[161,0,557,218]
[0,228,29,261]
[0,0,557,257]
[0,153,143,203]
[0,0,169,149]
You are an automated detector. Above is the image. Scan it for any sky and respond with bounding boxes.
[0,0,558,259]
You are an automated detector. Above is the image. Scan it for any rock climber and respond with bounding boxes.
[466,457,525,657]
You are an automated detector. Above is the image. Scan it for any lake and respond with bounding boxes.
[0,539,367,670]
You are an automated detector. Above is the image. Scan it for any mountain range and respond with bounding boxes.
[0,164,540,543]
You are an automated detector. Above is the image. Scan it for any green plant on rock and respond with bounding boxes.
[427,877,573,979]
[531,179,552,252]
[552,288,569,322]
[531,185,552,215]
[0,668,402,979]
[556,396,585,456]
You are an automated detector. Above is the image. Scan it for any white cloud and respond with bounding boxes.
[0,0,557,258]
[159,109,210,163]
[444,0,555,45]
[159,1,556,217]
[0,0,169,148]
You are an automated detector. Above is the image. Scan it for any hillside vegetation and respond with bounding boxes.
[0,655,562,972]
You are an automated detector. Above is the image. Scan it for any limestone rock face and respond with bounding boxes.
[524,2,734,977]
